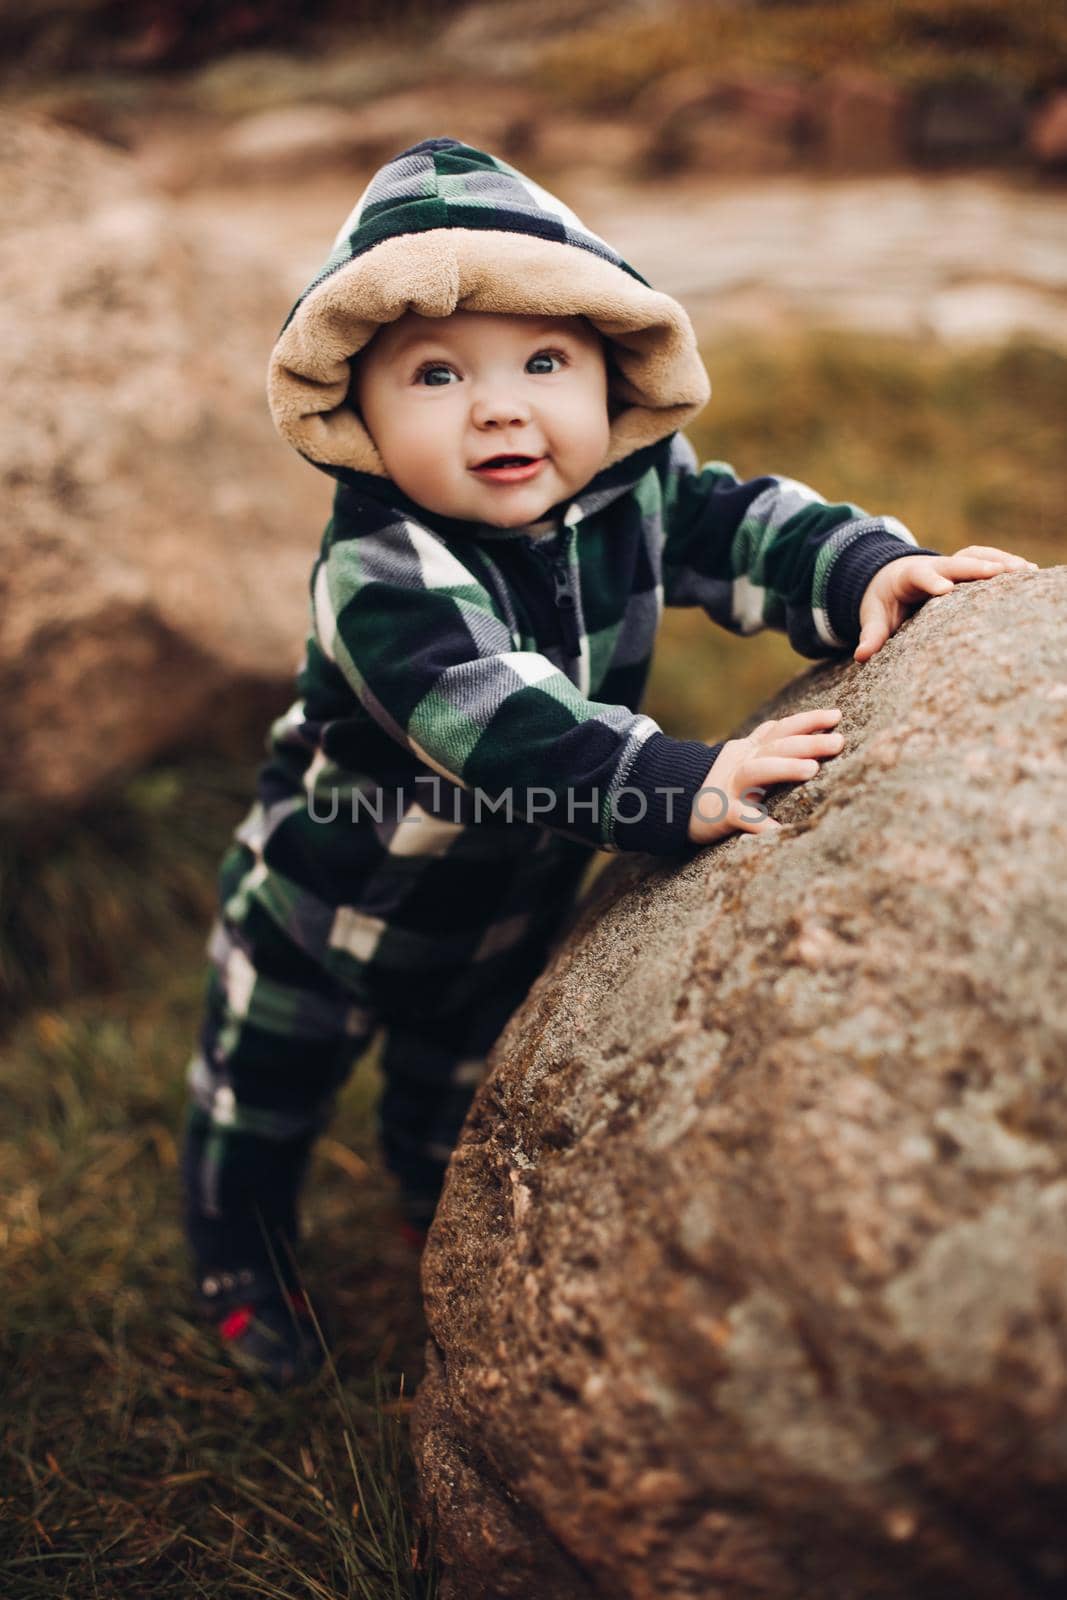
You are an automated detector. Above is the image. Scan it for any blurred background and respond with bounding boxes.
[2,3,1065,1595]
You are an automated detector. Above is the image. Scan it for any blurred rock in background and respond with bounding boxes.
[1029,90,1067,174]
[0,113,325,822]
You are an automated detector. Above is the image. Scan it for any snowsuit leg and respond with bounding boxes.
[181,898,377,1276]
[181,826,595,1268]
[372,829,596,1225]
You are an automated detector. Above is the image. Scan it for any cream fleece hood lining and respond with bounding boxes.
[268,226,711,479]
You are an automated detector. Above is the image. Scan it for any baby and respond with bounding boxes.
[181,136,1032,1386]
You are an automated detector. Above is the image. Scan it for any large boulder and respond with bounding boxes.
[412,567,1067,1600]
[0,113,328,821]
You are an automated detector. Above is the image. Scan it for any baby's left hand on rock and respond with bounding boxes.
[853,545,1039,663]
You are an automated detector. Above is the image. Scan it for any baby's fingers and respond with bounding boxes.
[951,545,1037,570]
[752,708,842,740]
[742,754,829,787]
[933,553,1026,585]
[765,732,845,762]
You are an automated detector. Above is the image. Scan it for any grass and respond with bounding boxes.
[0,924,439,1597]
[1,329,1063,1596]
[646,329,1064,739]
[0,756,250,1027]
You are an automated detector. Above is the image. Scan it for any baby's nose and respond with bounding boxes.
[471,393,530,428]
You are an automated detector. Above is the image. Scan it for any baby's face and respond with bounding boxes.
[351,309,612,527]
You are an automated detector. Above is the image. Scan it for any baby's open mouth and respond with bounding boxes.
[473,454,544,469]
[471,454,547,482]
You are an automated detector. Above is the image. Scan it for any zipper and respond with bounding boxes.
[527,524,581,659]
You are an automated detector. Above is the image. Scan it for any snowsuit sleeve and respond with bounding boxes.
[658,431,946,658]
[311,513,720,857]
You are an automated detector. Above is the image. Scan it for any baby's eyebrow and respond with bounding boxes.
[391,320,581,356]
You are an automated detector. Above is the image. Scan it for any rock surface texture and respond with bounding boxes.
[0,114,328,819]
[412,568,1067,1600]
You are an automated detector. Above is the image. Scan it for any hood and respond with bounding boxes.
[267,136,711,484]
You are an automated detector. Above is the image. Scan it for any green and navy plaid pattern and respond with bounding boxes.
[183,818,593,1254]
[249,425,941,878]
[184,133,944,1261]
[185,433,937,1250]
[283,136,648,344]
[201,423,943,1018]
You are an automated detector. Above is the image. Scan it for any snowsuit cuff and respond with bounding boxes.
[611,732,725,854]
[826,529,945,646]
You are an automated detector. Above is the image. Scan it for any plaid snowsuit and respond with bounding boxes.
[182,137,942,1261]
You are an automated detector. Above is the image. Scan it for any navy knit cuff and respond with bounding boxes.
[611,732,725,855]
[826,528,945,646]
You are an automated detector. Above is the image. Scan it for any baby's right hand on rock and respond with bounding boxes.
[687,707,844,846]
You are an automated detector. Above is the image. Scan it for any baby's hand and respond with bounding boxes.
[687,708,845,846]
[854,545,1038,663]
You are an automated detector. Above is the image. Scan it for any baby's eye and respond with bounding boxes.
[527,349,567,375]
[414,362,458,387]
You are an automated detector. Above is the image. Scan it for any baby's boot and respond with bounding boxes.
[194,1260,329,1389]
[182,1114,328,1387]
